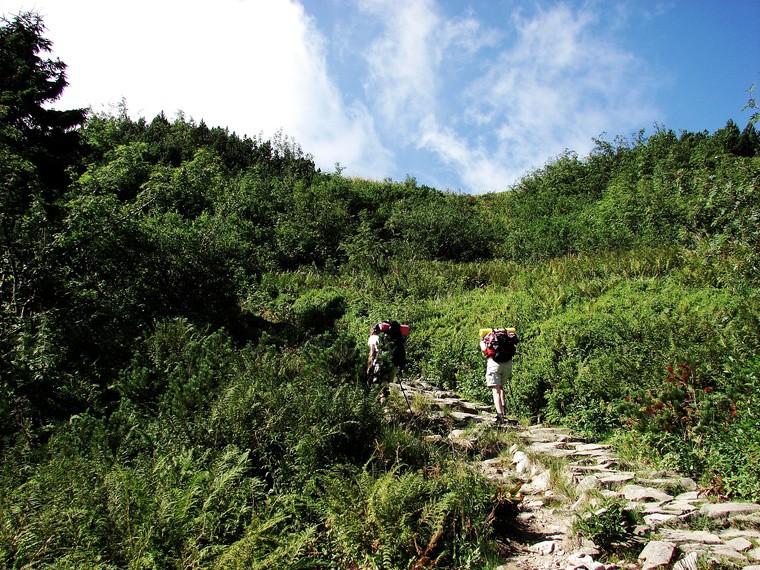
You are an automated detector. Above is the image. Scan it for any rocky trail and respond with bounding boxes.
[399,379,760,570]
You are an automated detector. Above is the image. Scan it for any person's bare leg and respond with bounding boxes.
[491,386,504,416]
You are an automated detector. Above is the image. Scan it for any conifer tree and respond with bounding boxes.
[0,12,86,199]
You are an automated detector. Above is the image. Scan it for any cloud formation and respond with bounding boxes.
[359,2,658,192]
[3,0,393,178]
[2,0,661,192]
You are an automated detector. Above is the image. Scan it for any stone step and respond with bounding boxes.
[410,379,760,570]
[700,502,760,519]
[637,477,697,492]
[449,411,489,424]
[597,472,636,489]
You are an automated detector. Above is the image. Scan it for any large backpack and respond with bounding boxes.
[377,320,408,370]
[482,328,517,363]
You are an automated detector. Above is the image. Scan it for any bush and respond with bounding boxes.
[573,499,641,553]
[318,462,506,569]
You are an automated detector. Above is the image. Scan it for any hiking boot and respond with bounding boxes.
[495,413,504,426]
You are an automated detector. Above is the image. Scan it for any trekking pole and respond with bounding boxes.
[397,369,414,415]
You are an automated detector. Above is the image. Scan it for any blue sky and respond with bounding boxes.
[4,0,759,193]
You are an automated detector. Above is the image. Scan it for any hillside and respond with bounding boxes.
[1,13,759,568]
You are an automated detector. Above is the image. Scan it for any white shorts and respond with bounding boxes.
[486,359,512,387]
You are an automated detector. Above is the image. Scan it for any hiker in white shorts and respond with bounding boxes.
[480,327,519,425]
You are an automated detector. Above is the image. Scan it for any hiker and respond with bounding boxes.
[480,327,519,425]
[366,320,409,403]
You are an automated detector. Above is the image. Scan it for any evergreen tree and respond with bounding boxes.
[0,12,86,198]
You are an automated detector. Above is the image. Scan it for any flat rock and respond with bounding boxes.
[725,538,754,553]
[748,548,760,562]
[580,538,601,556]
[570,449,617,459]
[481,457,505,468]
[566,553,605,570]
[572,443,611,452]
[638,477,697,491]
[733,513,760,526]
[644,513,677,527]
[448,429,477,449]
[512,450,528,463]
[570,465,618,474]
[638,540,676,569]
[523,498,545,510]
[598,473,635,489]
[529,440,570,452]
[520,470,551,494]
[449,411,488,424]
[659,529,722,544]
[530,540,556,555]
[524,431,572,444]
[577,475,602,494]
[708,544,747,561]
[722,529,760,540]
[674,491,702,503]
[639,502,671,514]
[700,502,760,519]
[623,484,673,503]
[661,501,699,515]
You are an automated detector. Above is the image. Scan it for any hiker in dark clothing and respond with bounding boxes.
[366,321,408,403]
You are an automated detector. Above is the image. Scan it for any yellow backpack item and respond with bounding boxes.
[480,327,516,337]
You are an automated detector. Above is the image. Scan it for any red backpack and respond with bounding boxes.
[483,328,518,363]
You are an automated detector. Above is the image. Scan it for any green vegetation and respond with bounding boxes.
[1,12,759,568]
[572,498,642,554]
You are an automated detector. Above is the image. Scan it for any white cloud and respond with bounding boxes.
[418,116,511,192]
[462,4,657,188]
[1,0,393,177]
[3,0,660,192]
[359,2,658,193]
[359,0,492,131]
[360,0,441,125]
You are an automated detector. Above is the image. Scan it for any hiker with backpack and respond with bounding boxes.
[366,320,409,403]
[479,327,519,425]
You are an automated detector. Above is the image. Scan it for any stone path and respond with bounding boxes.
[399,379,760,570]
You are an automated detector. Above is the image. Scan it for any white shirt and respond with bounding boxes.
[368,334,380,356]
